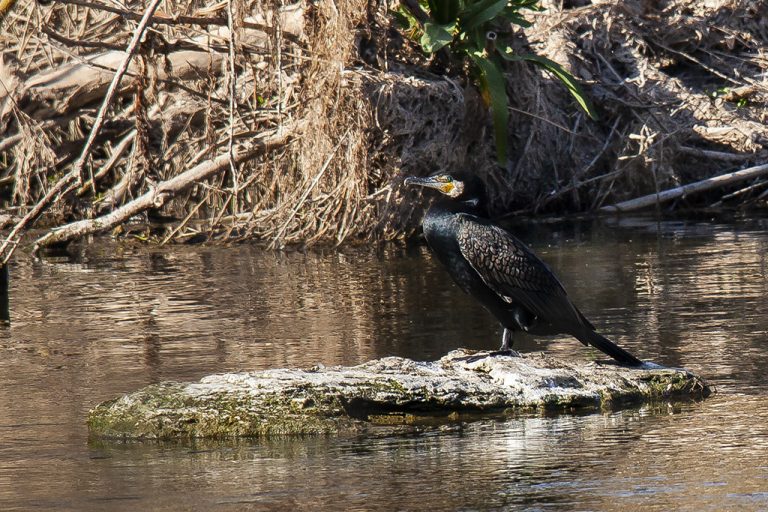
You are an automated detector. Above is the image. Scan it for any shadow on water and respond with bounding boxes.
[0,264,9,325]
[1,214,768,510]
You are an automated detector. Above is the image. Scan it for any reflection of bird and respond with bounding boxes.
[405,172,642,366]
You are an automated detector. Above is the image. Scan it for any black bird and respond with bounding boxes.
[405,172,643,366]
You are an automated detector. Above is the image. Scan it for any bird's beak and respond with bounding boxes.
[405,175,462,198]
[404,176,446,192]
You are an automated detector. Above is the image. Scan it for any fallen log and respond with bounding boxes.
[19,50,217,120]
[600,162,768,213]
[88,349,711,440]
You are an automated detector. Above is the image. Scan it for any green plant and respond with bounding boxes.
[710,86,750,108]
[397,0,598,164]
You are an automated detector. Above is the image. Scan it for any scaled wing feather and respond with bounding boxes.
[456,214,579,326]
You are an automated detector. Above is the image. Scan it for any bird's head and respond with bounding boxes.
[404,172,487,212]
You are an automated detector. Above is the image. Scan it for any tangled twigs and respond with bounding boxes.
[3,0,766,257]
[34,122,303,251]
[270,128,351,249]
[51,0,296,36]
[60,0,161,190]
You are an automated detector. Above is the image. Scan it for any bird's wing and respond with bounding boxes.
[455,214,579,326]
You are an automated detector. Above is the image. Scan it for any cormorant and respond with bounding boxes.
[405,172,643,366]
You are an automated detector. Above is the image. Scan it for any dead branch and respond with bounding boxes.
[33,122,302,250]
[53,0,302,35]
[41,27,126,52]
[0,132,23,153]
[72,0,164,185]
[95,152,144,211]
[11,52,207,120]
[600,162,768,213]
[678,145,763,163]
[54,0,230,27]
[711,179,768,207]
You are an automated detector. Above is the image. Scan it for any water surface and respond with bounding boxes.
[1,216,767,510]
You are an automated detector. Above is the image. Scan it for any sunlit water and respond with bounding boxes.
[1,215,767,511]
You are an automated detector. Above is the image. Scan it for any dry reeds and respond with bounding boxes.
[0,0,387,256]
[507,0,768,212]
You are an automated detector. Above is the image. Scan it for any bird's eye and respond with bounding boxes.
[435,175,451,183]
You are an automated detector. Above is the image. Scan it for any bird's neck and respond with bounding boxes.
[422,197,486,249]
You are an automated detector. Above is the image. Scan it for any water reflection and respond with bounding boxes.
[1,216,767,510]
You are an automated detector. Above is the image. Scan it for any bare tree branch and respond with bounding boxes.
[600,162,768,213]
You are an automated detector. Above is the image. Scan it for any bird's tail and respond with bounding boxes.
[577,329,643,367]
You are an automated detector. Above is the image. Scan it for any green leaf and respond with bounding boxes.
[391,6,419,30]
[500,50,599,120]
[460,0,499,20]
[511,0,543,10]
[460,0,507,32]
[420,21,456,53]
[469,53,509,165]
[392,5,422,39]
[466,27,485,53]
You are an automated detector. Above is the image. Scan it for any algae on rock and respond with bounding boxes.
[88,350,711,440]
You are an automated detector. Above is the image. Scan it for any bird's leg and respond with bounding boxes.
[500,328,513,351]
[492,328,520,357]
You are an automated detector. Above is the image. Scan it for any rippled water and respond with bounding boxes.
[1,215,767,511]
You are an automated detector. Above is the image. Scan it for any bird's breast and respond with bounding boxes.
[422,212,485,294]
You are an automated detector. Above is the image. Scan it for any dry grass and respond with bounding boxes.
[506,0,768,212]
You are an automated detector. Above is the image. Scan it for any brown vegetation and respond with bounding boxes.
[509,0,768,214]
[0,0,766,257]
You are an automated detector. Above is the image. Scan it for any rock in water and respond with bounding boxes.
[88,350,711,439]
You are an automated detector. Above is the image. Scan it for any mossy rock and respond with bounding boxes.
[88,350,711,440]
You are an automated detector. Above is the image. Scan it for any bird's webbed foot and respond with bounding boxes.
[454,328,521,363]
[489,348,521,358]
[457,329,520,363]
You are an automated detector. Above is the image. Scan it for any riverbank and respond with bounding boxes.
[0,0,766,257]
